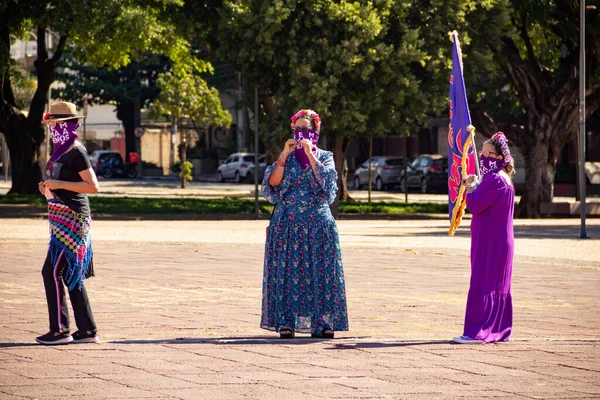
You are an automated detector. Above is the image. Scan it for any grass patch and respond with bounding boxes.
[0,194,46,206]
[0,194,447,215]
[339,201,448,215]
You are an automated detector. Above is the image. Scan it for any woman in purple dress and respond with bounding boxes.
[453,132,515,344]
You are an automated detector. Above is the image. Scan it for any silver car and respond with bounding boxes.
[217,153,264,183]
[353,156,407,191]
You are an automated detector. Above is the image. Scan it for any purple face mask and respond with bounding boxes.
[49,121,79,161]
[293,127,319,170]
[479,155,508,176]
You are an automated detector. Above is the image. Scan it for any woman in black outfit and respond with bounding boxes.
[36,101,100,345]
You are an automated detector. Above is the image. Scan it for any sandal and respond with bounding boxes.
[311,329,334,339]
[279,328,295,339]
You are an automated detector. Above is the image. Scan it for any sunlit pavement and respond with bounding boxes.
[0,217,598,399]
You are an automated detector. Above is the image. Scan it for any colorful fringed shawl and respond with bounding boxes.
[47,198,94,291]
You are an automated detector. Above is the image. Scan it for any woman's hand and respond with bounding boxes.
[38,181,46,195]
[43,179,61,190]
[282,139,297,156]
[462,175,477,186]
[299,139,313,156]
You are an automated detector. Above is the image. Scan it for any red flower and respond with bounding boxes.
[43,113,50,120]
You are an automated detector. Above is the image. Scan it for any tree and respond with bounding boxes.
[218,0,470,208]
[55,52,172,162]
[0,0,204,194]
[464,0,600,217]
[150,71,232,187]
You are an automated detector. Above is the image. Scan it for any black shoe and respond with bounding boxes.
[279,328,295,339]
[36,331,73,345]
[311,329,335,339]
[72,330,100,343]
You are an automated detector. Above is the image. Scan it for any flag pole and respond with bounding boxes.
[468,125,480,180]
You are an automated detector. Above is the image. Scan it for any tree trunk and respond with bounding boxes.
[517,141,556,218]
[329,135,350,218]
[0,26,68,194]
[180,130,188,189]
[116,101,136,162]
[1,104,43,194]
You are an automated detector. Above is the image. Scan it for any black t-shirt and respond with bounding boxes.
[45,145,92,216]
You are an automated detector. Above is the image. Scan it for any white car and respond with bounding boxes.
[217,153,265,183]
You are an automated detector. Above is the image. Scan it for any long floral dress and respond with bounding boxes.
[261,150,349,334]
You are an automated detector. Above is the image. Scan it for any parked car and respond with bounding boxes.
[217,153,265,183]
[90,150,138,179]
[404,154,448,193]
[89,150,121,171]
[353,156,407,191]
[246,155,267,184]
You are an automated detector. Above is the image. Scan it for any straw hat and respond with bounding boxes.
[42,102,86,123]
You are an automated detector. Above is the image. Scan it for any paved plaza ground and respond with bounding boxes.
[0,216,599,399]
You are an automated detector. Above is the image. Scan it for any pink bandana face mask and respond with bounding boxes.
[479,155,508,176]
[293,127,318,170]
[49,121,79,161]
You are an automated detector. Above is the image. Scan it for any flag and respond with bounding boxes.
[448,31,476,236]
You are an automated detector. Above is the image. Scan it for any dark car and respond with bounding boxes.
[404,154,448,193]
[90,150,138,179]
[246,155,267,184]
[353,156,407,191]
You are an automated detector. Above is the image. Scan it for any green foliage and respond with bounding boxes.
[217,0,478,153]
[55,51,172,109]
[178,161,194,184]
[150,71,232,128]
[9,65,37,109]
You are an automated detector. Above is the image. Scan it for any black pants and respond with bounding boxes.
[41,250,96,333]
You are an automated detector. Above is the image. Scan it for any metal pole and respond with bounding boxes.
[83,97,88,142]
[368,132,373,204]
[170,115,176,171]
[2,134,8,182]
[254,86,259,219]
[578,0,588,239]
[404,135,408,203]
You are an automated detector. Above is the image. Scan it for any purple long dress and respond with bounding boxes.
[464,172,514,342]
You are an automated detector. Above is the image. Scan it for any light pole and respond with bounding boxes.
[254,86,259,219]
[83,97,88,142]
[578,0,588,239]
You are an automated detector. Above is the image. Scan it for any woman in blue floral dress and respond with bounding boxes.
[261,109,349,339]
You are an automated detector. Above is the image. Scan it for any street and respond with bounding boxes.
[0,217,598,399]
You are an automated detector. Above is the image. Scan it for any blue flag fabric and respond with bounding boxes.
[448,31,476,236]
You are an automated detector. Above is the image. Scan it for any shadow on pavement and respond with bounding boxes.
[325,340,459,350]
[0,342,44,348]
[0,338,454,348]
[352,225,599,239]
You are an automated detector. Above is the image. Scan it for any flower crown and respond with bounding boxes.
[290,109,321,132]
[489,131,513,163]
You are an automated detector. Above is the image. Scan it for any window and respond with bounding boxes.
[101,153,123,164]
[233,156,239,163]
[244,155,255,162]
[433,158,448,167]
[385,158,404,166]
[418,158,431,167]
